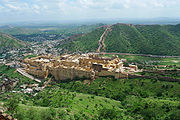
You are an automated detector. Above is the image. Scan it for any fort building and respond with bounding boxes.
[21,53,140,81]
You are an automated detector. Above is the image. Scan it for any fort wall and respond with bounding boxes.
[26,69,48,79]
[49,67,92,81]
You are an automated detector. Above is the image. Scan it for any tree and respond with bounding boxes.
[98,108,122,120]
[169,110,180,120]
[40,108,56,120]
[5,96,19,116]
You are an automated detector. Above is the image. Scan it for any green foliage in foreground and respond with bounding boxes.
[58,77,180,119]
[65,24,180,55]
[2,88,131,120]
[1,76,180,120]
[59,78,180,101]
[1,65,180,120]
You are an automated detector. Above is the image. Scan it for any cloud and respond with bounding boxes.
[0,1,50,15]
[43,5,48,9]
[0,0,178,14]
[6,4,21,10]
[149,0,164,8]
[0,0,179,23]
[0,5,3,10]
[55,0,167,12]
[32,4,40,13]
[33,5,40,10]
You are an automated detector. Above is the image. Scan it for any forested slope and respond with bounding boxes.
[0,33,25,51]
[64,23,180,55]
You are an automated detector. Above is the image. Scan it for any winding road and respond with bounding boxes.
[97,25,112,53]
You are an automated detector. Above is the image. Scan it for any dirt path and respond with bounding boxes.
[97,26,111,53]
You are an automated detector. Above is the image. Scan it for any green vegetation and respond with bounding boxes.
[0,65,36,88]
[64,24,180,55]
[1,88,130,120]
[102,54,180,66]
[2,77,179,120]
[58,27,106,51]
[1,63,179,120]
[0,33,25,49]
[0,54,180,119]
[57,77,180,120]
[23,54,38,59]
[58,78,180,101]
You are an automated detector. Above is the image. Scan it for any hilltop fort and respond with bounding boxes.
[20,53,140,81]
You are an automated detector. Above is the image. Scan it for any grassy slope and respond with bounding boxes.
[66,24,180,55]
[0,65,129,119]
[0,89,130,120]
[0,64,180,119]
[59,78,180,100]
[135,25,180,55]
[0,33,25,49]
[58,77,180,119]
[105,24,151,54]
[12,95,179,120]
[64,27,106,52]
[16,92,124,117]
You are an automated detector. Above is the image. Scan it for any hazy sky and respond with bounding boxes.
[0,0,179,23]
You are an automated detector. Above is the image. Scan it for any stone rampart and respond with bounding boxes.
[49,66,92,81]
[96,70,128,79]
[26,69,47,79]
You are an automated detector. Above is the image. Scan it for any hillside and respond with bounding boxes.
[0,56,180,120]
[0,33,25,51]
[1,64,179,120]
[63,23,180,55]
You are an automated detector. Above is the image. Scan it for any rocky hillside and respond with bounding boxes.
[0,32,25,52]
[63,23,180,55]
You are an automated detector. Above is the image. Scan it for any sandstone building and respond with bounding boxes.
[21,54,139,81]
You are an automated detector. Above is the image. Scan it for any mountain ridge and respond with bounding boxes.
[62,23,180,56]
[0,32,26,52]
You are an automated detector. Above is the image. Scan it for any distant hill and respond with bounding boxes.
[0,33,25,52]
[0,23,105,36]
[63,23,180,56]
